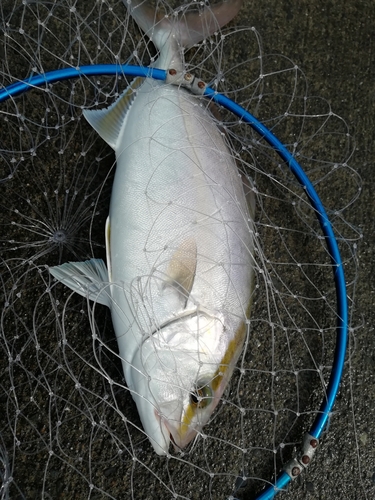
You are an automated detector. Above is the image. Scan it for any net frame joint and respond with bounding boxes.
[283,433,319,480]
[166,68,207,95]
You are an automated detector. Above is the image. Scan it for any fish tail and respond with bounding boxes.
[125,0,243,70]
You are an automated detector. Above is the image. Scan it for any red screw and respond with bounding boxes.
[310,439,318,449]
[292,467,300,476]
[302,455,310,465]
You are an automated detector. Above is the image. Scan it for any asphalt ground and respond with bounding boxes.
[238,1,375,498]
[0,1,374,499]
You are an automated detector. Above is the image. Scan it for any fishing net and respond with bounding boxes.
[0,1,362,499]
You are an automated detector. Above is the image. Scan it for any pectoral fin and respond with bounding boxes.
[164,238,197,303]
[49,259,111,307]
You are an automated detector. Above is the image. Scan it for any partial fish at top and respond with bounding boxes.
[50,0,255,455]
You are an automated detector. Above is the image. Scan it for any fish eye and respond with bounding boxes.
[190,382,213,409]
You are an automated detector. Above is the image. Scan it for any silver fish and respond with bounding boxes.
[50,0,254,455]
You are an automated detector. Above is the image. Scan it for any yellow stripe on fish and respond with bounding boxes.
[178,298,252,440]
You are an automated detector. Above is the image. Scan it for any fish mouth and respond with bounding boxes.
[168,429,180,451]
[152,409,173,455]
[153,409,197,453]
[160,415,198,452]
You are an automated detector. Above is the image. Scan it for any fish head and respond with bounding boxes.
[130,311,235,455]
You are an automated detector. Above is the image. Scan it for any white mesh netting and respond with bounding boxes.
[0,1,363,499]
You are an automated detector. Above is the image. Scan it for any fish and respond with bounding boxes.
[49,0,255,456]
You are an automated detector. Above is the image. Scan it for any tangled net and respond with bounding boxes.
[0,1,361,499]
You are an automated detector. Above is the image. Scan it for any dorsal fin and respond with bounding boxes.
[82,77,144,150]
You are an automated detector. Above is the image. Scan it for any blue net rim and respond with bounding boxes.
[0,64,348,500]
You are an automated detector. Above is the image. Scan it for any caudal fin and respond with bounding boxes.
[125,0,243,70]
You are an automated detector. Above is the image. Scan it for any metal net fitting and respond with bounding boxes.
[166,68,207,95]
[283,433,319,480]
